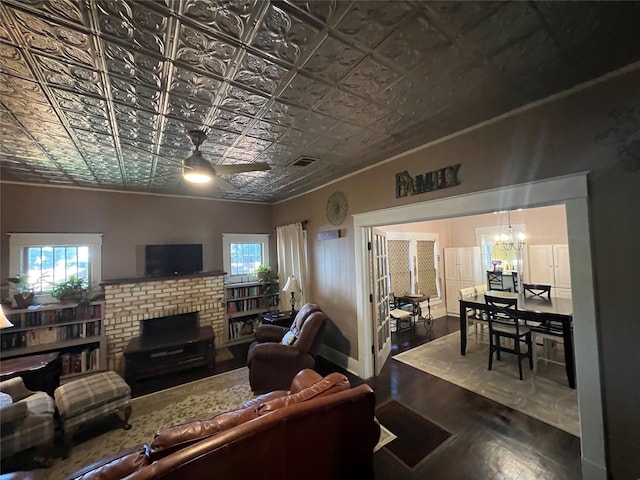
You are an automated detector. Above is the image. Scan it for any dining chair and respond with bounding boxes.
[457,286,477,335]
[473,283,489,334]
[511,271,519,293]
[522,283,551,299]
[522,283,561,371]
[458,287,484,343]
[487,271,512,292]
[471,284,489,341]
[485,294,533,380]
[474,284,488,295]
[389,294,413,333]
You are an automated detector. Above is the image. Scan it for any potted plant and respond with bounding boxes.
[8,274,35,308]
[254,265,279,309]
[50,275,90,304]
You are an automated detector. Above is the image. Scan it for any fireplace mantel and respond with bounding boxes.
[101,270,226,286]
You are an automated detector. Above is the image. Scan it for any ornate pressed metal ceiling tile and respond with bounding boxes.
[1,0,640,201]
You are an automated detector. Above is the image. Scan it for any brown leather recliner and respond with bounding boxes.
[247,303,327,392]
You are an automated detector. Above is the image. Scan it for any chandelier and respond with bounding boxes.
[496,211,526,251]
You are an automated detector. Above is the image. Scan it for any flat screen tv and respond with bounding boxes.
[145,244,203,277]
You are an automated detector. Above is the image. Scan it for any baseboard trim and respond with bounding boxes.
[319,344,362,378]
[581,456,607,480]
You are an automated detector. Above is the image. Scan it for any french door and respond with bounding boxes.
[369,227,391,375]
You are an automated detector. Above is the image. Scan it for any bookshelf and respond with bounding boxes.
[224,281,278,345]
[1,301,107,379]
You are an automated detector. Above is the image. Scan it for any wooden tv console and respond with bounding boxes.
[123,326,215,384]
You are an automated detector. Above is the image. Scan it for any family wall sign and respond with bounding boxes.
[395,163,461,198]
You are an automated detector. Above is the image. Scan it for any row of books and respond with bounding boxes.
[228,318,259,340]
[226,298,266,314]
[0,321,101,350]
[6,304,102,328]
[226,285,265,299]
[60,348,100,375]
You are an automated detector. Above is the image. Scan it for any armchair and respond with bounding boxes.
[0,377,55,466]
[247,303,327,392]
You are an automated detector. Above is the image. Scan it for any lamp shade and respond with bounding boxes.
[282,275,300,294]
[0,305,14,329]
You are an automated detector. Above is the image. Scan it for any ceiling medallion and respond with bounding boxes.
[326,191,348,226]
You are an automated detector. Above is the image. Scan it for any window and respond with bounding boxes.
[475,225,526,272]
[386,232,440,299]
[222,234,270,283]
[8,233,103,298]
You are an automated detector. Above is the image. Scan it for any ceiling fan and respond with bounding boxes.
[181,129,271,186]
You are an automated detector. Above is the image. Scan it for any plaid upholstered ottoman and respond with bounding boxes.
[54,371,131,456]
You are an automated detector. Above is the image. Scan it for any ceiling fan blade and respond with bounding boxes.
[213,163,271,176]
[126,171,180,184]
[213,176,239,191]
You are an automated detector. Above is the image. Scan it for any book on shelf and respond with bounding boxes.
[60,347,101,375]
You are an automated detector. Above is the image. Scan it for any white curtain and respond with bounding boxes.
[276,222,308,311]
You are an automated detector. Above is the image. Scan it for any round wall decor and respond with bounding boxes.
[326,191,348,226]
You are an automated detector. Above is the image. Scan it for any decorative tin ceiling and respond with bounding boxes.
[1,0,639,202]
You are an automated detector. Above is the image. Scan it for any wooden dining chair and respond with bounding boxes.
[522,283,560,371]
[522,283,551,299]
[485,294,533,380]
[389,294,413,333]
[487,271,511,292]
[458,287,484,344]
[511,271,519,293]
[471,284,490,341]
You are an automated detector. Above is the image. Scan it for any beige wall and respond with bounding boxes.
[272,68,640,479]
[0,185,274,282]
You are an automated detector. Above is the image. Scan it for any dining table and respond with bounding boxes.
[459,290,575,389]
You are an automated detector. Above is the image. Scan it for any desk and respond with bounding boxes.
[459,291,575,389]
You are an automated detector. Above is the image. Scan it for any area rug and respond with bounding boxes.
[42,367,391,479]
[393,331,580,436]
[374,424,397,453]
[45,368,254,479]
[375,401,451,468]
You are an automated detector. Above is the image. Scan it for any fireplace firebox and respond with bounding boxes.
[123,312,215,384]
[140,312,199,341]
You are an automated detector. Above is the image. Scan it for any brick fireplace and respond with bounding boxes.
[101,272,225,372]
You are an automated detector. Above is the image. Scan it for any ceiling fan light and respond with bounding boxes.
[183,171,213,183]
[183,151,215,184]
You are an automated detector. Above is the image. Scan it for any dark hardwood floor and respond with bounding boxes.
[365,317,582,480]
[130,315,582,480]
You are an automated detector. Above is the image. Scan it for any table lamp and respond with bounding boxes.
[0,305,14,329]
[282,275,301,316]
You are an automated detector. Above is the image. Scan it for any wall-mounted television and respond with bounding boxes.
[145,244,203,277]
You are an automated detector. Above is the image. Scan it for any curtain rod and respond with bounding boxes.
[276,220,309,230]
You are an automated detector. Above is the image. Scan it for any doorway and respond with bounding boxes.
[352,173,604,477]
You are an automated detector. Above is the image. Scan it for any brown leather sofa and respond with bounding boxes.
[59,369,380,480]
[247,303,327,392]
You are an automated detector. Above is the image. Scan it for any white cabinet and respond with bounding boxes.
[445,247,482,314]
[527,244,571,297]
